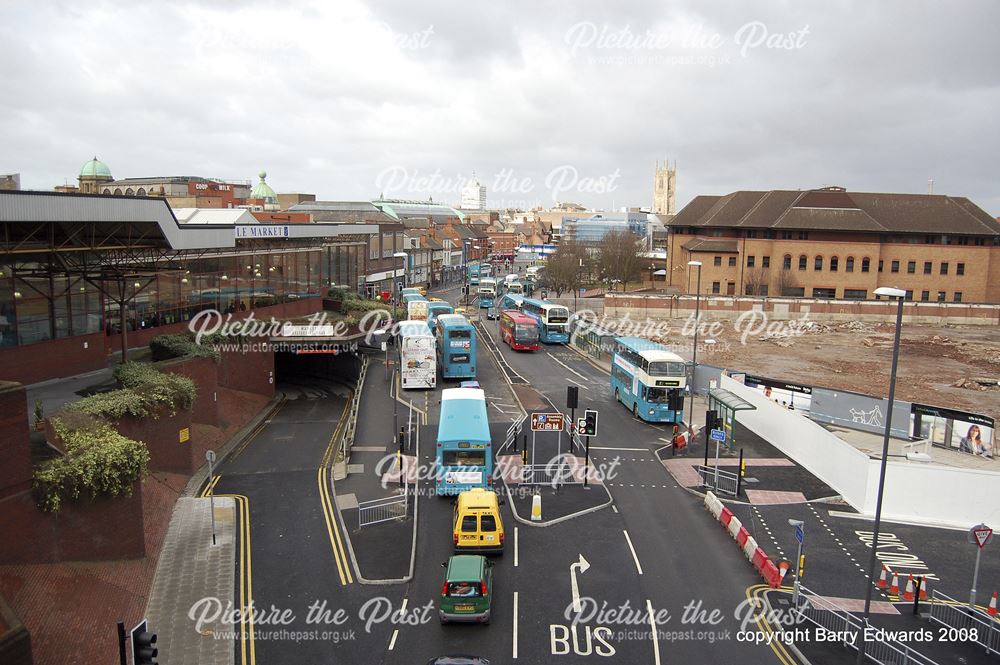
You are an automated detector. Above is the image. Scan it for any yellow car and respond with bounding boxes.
[454,307,467,315]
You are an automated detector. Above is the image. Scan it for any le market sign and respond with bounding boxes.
[235,225,290,239]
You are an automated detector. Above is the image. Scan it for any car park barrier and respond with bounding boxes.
[727,516,742,539]
[706,492,782,588]
[719,506,733,528]
[736,526,750,549]
[742,536,758,562]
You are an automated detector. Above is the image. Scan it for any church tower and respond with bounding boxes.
[652,160,676,216]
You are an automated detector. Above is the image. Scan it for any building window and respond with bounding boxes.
[954,292,962,302]
[745,230,758,238]
[799,255,807,270]
[940,262,948,275]
[798,231,809,240]
[861,257,870,273]
[890,260,899,273]
[830,256,839,272]
[925,235,938,244]
[974,237,985,246]
[907,261,915,274]
[878,259,883,273]
[957,236,969,246]
[923,261,931,274]
[728,256,737,267]
[814,256,823,270]
[712,281,721,294]
[921,290,930,301]
[763,230,776,239]
[937,291,946,302]
[762,256,770,268]
[746,256,755,267]
[782,286,805,297]
[783,255,792,269]
[845,256,855,272]
[843,289,867,300]
[957,262,965,276]
[812,287,836,299]
[714,256,722,267]
[781,231,793,240]
[905,290,913,300]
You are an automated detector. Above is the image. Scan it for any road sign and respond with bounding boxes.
[531,412,565,432]
[971,524,992,549]
[794,524,804,544]
[205,450,216,464]
[577,418,586,432]
[710,428,727,443]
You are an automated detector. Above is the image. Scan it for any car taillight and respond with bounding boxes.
[481,582,488,596]
[454,533,459,545]
[441,583,448,597]
[499,532,504,544]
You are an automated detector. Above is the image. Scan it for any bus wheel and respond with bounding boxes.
[614,388,620,403]
[632,403,638,418]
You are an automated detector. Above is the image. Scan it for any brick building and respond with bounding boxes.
[667,187,1000,303]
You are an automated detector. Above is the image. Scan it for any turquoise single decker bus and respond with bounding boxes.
[435,313,477,379]
[426,301,455,331]
[611,336,687,423]
[435,387,493,495]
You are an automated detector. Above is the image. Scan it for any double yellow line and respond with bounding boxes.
[319,399,354,585]
[745,584,799,665]
[201,478,256,665]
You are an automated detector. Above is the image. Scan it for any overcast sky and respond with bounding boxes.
[1,1,998,214]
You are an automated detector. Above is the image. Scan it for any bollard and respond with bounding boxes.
[913,576,922,616]
[531,492,542,521]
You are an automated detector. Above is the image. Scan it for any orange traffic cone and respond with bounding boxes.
[903,574,915,601]
[989,592,997,617]
[777,560,790,584]
[918,577,928,600]
[889,572,900,596]
[878,565,888,589]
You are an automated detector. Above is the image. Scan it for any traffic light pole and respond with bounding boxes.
[117,621,127,665]
[584,434,590,488]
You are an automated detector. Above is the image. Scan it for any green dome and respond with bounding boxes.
[250,169,276,201]
[80,156,112,179]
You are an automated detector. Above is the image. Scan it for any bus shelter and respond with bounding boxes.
[707,388,757,451]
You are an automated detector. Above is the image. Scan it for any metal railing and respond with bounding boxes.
[499,417,524,455]
[928,589,1000,656]
[562,417,587,455]
[358,493,408,529]
[341,354,368,461]
[521,460,585,487]
[794,585,941,665]
[696,465,739,496]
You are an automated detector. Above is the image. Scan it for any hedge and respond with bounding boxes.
[149,333,221,362]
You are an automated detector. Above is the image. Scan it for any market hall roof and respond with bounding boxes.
[670,187,1000,236]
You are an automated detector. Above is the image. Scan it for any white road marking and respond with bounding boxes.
[612,505,619,513]
[388,629,398,650]
[647,599,661,665]
[589,446,647,451]
[568,378,591,389]
[514,527,519,567]
[623,530,643,575]
[546,352,590,380]
[513,591,519,659]
[570,554,591,613]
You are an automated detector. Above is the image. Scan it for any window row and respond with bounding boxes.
[774,255,966,276]
[777,287,965,302]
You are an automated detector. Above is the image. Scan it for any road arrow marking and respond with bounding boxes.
[570,554,590,613]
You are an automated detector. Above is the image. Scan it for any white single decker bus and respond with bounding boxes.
[399,320,436,389]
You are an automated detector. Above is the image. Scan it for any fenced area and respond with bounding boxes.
[357,493,408,529]
[696,465,739,497]
[928,589,1000,656]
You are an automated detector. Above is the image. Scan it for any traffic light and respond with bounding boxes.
[705,409,720,432]
[581,409,598,437]
[566,386,579,410]
[132,620,158,665]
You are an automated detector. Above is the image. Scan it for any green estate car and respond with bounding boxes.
[439,555,493,624]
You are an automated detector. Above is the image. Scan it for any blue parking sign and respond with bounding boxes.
[710,428,726,443]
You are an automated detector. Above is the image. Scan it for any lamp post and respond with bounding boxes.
[687,260,703,441]
[856,286,906,664]
[391,251,407,445]
[788,519,805,607]
[463,241,471,306]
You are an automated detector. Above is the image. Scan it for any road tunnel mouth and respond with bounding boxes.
[274,347,362,398]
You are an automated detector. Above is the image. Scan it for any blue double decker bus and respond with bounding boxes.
[498,293,523,311]
[520,298,570,344]
[611,336,687,423]
[435,387,493,495]
[477,277,497,309]
[435,313,477,379]
[426,301,454,331]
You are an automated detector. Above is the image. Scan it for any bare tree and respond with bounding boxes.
[543,239,587,297]
[744,267,768,295]
[774,268,799,296]
[597,229,643,287]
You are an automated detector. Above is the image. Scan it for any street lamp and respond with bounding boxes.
[788,519,805,607]
[391,250,409,468]
[686,260,703,447]
[856,286,906,664]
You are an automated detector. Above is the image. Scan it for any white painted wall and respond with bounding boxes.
[720,374,1000,528]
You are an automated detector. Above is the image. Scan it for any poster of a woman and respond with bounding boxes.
[955,423,994,459]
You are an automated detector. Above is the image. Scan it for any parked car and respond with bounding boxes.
[439,555,494,624]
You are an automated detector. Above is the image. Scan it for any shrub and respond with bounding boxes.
[343,297,392,313]
[149,333,221,362]
[65,362,197,420]
[34,414,149,513]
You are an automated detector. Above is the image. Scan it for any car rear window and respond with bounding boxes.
[448,581,482,598]
[480,515,497,532]
[461,516,478,532]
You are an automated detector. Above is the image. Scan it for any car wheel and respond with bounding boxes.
[614,388,620,403]
[633,403,638,417]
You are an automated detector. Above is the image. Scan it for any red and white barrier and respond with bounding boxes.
[705,491,782,588]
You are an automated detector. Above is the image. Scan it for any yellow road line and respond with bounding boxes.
[745,585,798,665]
[317,466,354,584]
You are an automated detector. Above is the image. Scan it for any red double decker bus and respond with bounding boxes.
[499,310,539,351]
